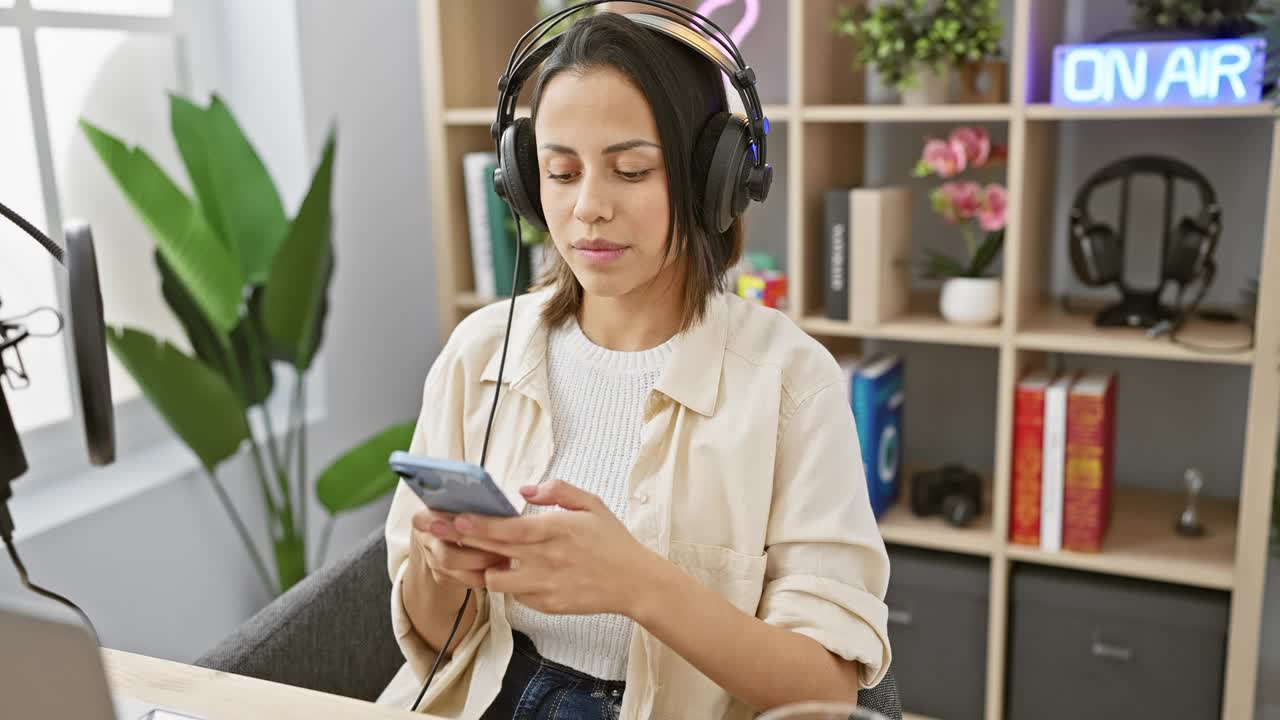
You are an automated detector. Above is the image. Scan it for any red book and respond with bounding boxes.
[1010,369,1054,546]
[1062,371,1116,553]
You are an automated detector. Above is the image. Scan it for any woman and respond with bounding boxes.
[379,10,890,720]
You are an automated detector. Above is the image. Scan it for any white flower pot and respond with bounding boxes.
[939,277,1002,326]
[900,65,950,105]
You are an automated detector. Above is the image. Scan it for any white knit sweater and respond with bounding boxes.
[505,318,673,681]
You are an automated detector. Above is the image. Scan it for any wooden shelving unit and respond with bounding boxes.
[417,1,1280,718]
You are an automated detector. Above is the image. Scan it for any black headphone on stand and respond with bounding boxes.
[411,2,772,712]
[1067,155,1221,329]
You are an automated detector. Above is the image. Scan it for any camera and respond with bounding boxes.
[911,464,983,528]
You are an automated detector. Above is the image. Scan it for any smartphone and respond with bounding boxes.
[388,450,519,517]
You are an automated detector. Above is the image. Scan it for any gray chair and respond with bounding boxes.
[195,529,902,719]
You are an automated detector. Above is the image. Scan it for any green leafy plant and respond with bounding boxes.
[1249,3,1280,105]
[831,0,1002,90]
[1132,0,1260,35]
[82,94,414,596]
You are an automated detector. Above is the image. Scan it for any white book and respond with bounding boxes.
[1040,371,1077,552]
[462,151,497,298]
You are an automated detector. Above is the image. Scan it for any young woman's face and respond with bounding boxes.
[534,67,679,301]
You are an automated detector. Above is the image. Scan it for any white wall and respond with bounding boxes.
[2,0,438,664]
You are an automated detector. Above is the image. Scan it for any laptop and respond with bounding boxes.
[0,596,202,719]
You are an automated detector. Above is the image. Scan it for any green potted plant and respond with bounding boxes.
[832,0,1003,105]
[81,94,414,596]
[912,125,1008,325]
[1131,0,1261,38]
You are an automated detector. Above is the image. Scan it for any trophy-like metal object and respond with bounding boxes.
[1175,467,1205,537]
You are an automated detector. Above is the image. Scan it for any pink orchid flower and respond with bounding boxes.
[949,127,991,167]
[978,183,1008,231]
[918,138,966,178]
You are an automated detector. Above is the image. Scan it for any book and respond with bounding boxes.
[462,152,497,298]
[823,189,851,320]
[484,169,532,297]
[1010,369,1055,547]
[1040,371,1079,553]
[849,186,911,326]
[852,354,904,518]
[1063,370,1117,553]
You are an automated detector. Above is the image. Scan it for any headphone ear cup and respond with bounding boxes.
[495,117,546,231]
[1164,217,1211,285]
[693,112,752,234]
[1070,222,1122,286]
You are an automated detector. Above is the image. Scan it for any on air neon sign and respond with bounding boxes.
[1051,38,1264,108]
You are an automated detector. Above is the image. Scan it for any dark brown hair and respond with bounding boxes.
[527,11,745,332]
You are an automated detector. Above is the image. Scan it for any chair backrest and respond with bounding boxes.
[857,666,902,720]
[195,528,403,701]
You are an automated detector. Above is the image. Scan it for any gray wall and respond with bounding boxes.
[1,0,437,664]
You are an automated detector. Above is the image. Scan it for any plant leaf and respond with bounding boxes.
[80,119,244,335]
[156,251,275,409]
[170,93,289,285]
[263,128,336,371]
[920,249,967,278]
[106,326,249,472]
[315,421,416,514]
[967,228,1005,276]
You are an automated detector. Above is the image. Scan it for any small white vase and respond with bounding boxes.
[900,65,950,105]
[939,277,1002,326]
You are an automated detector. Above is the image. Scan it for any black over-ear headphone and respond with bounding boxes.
[1068,155,1221,290]
[489,0,773,235]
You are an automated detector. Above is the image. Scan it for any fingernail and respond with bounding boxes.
[520,485,537,496]
[430,521,450,536]
[455,516,475,531]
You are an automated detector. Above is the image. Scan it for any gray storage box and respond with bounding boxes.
[1008,564,1229,720]
[885,545,989,720]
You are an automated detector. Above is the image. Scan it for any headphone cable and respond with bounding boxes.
[410,206,525,714]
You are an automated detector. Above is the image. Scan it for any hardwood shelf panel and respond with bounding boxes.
[801,314,1004,348]
[879,473,995,557]
[1025,103,1276,121]
[1016,304,1255,365]
[448,105,793,126]
[802,104,1012,123]
[1005,486,1237,591]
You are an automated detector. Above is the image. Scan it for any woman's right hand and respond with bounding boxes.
[410,508,509,590]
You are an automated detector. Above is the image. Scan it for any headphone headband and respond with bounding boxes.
[1071,154,1219,228]
[492,0,769,170]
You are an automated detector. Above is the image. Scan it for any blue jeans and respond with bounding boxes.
[481,631,626,720]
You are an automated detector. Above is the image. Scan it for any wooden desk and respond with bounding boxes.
[103,648,443,719]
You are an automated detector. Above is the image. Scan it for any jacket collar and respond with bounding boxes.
[480,289,728,417]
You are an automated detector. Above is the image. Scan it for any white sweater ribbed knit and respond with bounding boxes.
[505,318,673,681]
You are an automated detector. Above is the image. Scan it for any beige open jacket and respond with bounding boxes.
[379,287,891,719]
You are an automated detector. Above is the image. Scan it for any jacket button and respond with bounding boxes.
[633,492,649,504]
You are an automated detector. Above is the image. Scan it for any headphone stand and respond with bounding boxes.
[1094,288,1180,329]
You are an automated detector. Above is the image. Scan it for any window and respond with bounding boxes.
[1,0,212,481]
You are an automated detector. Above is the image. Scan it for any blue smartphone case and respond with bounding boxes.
[388,451,519,517]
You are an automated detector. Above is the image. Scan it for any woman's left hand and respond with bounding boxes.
[449,479,660,618]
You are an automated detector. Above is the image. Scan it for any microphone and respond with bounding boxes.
[0,201,115,491]
[0,199,112,645]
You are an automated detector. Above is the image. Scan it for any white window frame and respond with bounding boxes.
[1,0,222,485]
